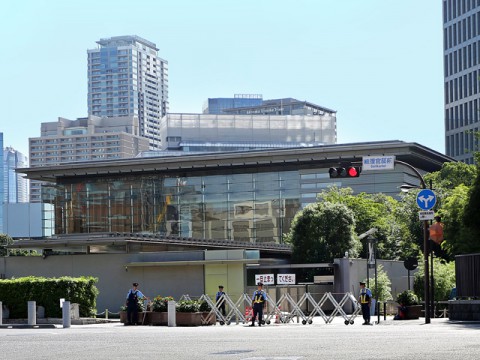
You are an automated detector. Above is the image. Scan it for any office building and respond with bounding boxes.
[3,147,28,203]
[20,140,451,244]
[159,113,337,152]
[87,35,168,150]
[28,115,150,202]
[222,98,335,116]
[203,94,263,114]
[443,0,480,163]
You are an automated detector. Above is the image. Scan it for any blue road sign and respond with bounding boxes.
[416,189,436,210]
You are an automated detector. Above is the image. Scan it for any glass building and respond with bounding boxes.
[203,94,263,114]
[87,36,169,150]
[160,113,337,151]
[443,0,480,163]
[3,147,28,203]
[20,141,452,245]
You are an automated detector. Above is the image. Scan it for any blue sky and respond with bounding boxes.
[1,0,444,157]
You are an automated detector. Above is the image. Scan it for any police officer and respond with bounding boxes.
[359,281,372,325]
[250,282,267,327]
[125,282,147,325]
[215,285,226,317]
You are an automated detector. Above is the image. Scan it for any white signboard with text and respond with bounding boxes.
[362,156,395,171]
[255,274,275,285]
[277,274,296,285]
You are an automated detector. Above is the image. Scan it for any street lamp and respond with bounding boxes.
[395,160,431,324]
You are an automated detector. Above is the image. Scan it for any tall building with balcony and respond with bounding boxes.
[87,35,168,150]
[443,0,480,163]
[28,115,150,202]
[3,147,28,203]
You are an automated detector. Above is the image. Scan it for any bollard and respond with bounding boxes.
[0,301,2,325]
[28,301,36,326]
[105,309,109,320]
[168,300,176,327]
[62,301,71,328]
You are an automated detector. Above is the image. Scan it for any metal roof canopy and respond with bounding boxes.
[17,141,454,181]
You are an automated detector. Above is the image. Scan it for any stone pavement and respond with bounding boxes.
[1,316,479,360]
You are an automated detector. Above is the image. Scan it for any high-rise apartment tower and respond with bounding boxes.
[87,36,168,149]
[443,0,480,163]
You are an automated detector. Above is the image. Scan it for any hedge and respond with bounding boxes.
[0,276,99,318]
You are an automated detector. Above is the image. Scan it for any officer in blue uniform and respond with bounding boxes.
[250,282,267,327]
[215,285,226,317]
[359,281,372,325]
[125,282,147,325]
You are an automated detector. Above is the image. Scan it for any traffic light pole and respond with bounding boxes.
[395,160,430,324]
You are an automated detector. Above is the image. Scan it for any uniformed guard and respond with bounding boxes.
[215,285,226,316]
[125,282,147,325]
[359,281,372,325]
[250,282,267,327]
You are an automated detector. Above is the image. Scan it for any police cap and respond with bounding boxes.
[359,281,366,285]
[133,282,139,287]
[257,282,263,286]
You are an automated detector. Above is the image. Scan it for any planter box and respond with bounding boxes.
[201,312,216,325]
[149,312,168,326]
[176,312,202,326]
[405,305,422,319]
[120,311,150,325]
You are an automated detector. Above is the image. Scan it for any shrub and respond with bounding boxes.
[199,300,211,312]
[151,296,174,312]
[0,276,98,318]
[396,290,419,306]
[176,299,200,313]
[363,265,393,302]
[413,258,456,301]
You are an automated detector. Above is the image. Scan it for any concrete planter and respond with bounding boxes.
[150,312,168,326]
[449,300,480,321]
[176,312,202,326]
[405,305,422,319]
[201,312,216,325]
[120,311,150,325]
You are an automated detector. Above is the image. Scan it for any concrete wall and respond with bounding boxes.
[1,252,204,313]
[204,249,246,299]
[334,258,416,301]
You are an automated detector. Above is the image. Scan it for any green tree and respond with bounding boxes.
[285,201,360,264]
[0,234,13,256]
[440,184,470,257]
[317,187,413,260]
[413,257,456,301]
[0,233,36,257]
[461,165,480,254]
[363,264,393,302]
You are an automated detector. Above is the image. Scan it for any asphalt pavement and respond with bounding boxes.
[1,317,479,360]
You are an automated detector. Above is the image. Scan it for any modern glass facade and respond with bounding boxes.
[87,36,169,150]
[443,0,480,163]
[203,94,263,114]
[3,147,28,203]
[160,113,337,151]
[48,171,301,244]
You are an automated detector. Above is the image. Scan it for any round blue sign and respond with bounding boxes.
[416,189,436,210]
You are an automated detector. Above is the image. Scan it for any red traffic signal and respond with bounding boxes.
[329,166,361,178]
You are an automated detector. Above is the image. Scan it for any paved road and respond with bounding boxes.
[1,318,479,360]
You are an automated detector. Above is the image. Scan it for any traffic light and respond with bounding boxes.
[329,166,361,178]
